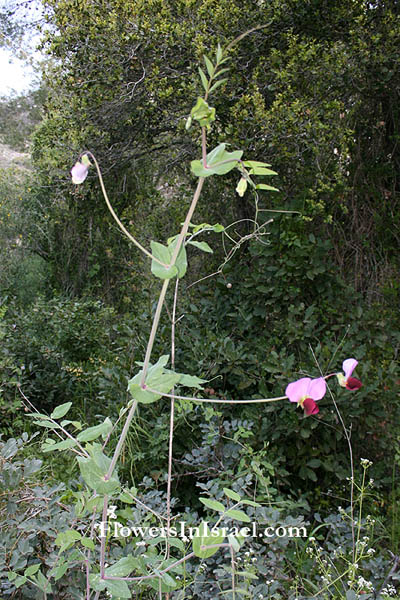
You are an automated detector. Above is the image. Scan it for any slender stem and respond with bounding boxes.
[87,152,168,268]
[146,388,287,404]
[140,279,170,386]
[105,401,137,479]
[99,495,109,578]
[166,279,180,557]
[140,176,205,385]
[230,544,236,600]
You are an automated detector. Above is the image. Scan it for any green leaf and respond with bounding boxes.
[178,373,207,390]
[191,143,243,178]
[240,499,261,507]
[188,240,213,253]
[224,509,251,523]
[248,167,277,176]
[104,578,132,598]
[228,534,241,552]
[208,77,228,94]
[41,438,77,453]
[199,497,226,512]
[204,55,214,78]
[243,160,272,168]
[150,241,178,280]
[191,96,215,126]
[168,237,187,278]
[76,417,112,442]
[55,529,82,553]
[216,43,223,63]
[13,575,27,588]
[89,573,107,592]
[128,355,181,404]
[255,183,279,192]
[77,443,120,494]
[192,522,225,558]
[198,67,208,92]
[50,402,72,419]
[236,570,259,580]
[33,420,60,429]
[105,556,137,577]
[150,239,187,280]
[24,564,41,577]
[60,420,82,429]
[81,537,95,550]
[223,488,241,502]
[49,561,68,581]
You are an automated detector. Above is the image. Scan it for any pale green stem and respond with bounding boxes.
[86,152,168,268]
[166,278,180,560]
[105,401,137,480]
[140,175,205,384]
[146,388,287,404]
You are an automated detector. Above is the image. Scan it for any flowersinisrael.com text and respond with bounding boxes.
[95,520,307,540]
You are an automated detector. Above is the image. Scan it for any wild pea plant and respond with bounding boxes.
[9,35,366,599]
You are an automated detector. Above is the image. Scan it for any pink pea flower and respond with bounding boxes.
[337,358,362,390]
[285,377,326,416]
[71,154,91,184]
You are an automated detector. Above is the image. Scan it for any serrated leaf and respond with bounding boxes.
[192,522,225,558]
[188,240,213,253]
[224,509,251,523]
[223,488,241,501]
[199,497,226,512]
[77,418,112,442]
[51,402,72,419]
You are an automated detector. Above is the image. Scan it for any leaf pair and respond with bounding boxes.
[128,355,206,405]
[150,237,187,280]
[191,143,243,178]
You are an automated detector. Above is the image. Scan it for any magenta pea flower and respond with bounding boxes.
[285,377,326,416]
[71,154,91,184]
[337,358,362,390]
